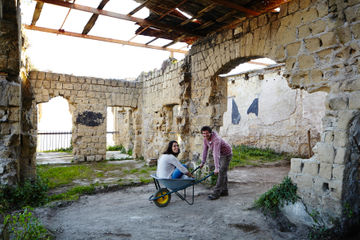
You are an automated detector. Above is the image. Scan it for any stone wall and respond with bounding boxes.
[220,65,327,156]
[0,0,20,185]
[136,61,190,160]
[28,71,140,162]
[186,0,360,229]
[2,0,360,231]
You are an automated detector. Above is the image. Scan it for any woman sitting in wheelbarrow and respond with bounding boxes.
[156,141,194,179]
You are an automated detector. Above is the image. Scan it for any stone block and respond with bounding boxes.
[329,180,343,200]
[290,158,303,174]
[319,163,332,180]
[337,27,352,44]
[313,142,335,163]
[309,20,326,35]
[287,0,299,14]
[320,32,337,48]
[298,55,315,69]
[327,95,348,110]
[345,4,360,22]
[63,83,73,90]
[352,22,360,39]
[302,8,319,24]
[29,71,38,79]
[334,147,348,164]
[299,0,312,10]
[302,160,319,176]
[38,72,45,80]
[334,130,348,148]
[337,110,357,130]
[305,38,321,52]
[332,165,345,180]
[87,155,95,161]
[286,42,301,57]
[349,91,360,109]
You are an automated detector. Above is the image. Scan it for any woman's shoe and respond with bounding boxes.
[208,194,220,200]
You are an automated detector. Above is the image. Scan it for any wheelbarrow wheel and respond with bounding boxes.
[154,188,171,207]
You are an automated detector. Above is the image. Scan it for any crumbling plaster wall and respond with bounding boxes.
[187,0,360,228]
[220,65,327,156]
[28,71,140,163]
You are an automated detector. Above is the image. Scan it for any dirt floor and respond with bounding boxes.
[33,164,319,240]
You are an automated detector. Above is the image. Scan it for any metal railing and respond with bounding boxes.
[37,131,120,151]
[37,131,72,152]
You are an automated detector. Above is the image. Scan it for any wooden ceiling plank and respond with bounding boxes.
[35,0,202,37]
[128,0,152,16]
[130,0,188,40]
[208,0,260,16]
[31,2,44,25]
[179,3,216,26]
[24,24,188,54]
[82,0,110,35]
[145,37,159,45]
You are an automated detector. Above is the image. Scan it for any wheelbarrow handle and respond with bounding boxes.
[191,166,201,174]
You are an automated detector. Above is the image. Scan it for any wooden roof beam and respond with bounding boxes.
[179,3,216,26]
[130,0,188,41]
[23,24,188,54]
[208,0,260,16]
[127,0,152,16]
[31,1,44,25]
[35,0,203,37]
[82,0,110,35]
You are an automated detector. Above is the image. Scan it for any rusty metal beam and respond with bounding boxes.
[208,0,260,16]
[82,0,110,35]
[35,0,203,37]
[24,24,188,54]
[31,2,44,25]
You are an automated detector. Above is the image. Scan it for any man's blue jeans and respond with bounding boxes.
[171,164,188,179]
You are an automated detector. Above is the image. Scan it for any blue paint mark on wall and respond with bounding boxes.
[232,99,241,124]
[247,98,259,116]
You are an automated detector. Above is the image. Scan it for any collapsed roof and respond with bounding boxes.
[24,0,291,53]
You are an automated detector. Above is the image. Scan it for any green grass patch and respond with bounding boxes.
[42,146,73,153]
[254,176,298,215]
[49,185,96,201]
[230,145,286,169]
[37,165,94,189]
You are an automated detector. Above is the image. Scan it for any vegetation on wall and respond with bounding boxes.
[0,176,48,212]
[254,176,298,215]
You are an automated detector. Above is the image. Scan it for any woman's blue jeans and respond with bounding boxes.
[171,164,188,179]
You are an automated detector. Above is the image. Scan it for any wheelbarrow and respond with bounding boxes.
[149,166,214,207]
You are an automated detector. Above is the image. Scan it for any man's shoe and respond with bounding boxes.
[220,191,229,196]
[208,194,220,200]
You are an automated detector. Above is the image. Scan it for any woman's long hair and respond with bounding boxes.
[163,140,180,157]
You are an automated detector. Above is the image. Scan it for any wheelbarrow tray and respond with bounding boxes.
[149,168,214,207]
[150,174,195,191]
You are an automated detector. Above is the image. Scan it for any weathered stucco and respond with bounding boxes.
[220,65,327,156]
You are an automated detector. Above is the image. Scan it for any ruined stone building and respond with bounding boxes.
[1,0,360,232]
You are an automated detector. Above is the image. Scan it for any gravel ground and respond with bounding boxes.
[34,165,311,240]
